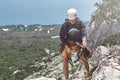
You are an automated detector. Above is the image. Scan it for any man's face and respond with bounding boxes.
[69,19,76,25]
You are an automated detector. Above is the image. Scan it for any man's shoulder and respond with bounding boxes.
[62,19,69,26]
[76,17,82,24]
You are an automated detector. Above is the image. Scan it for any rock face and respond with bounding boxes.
[24,45,120,80]
[92,65,120,80]
[29,77,56,80]
[24,55,65,80]
[87,0,120,47]
[91,46,109,64]
[87,19,120,47]
[91,45,120,80]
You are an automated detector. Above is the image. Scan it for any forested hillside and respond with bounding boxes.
[0,24,61,80]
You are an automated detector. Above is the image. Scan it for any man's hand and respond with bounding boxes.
[82,37,87,48]
[76,41,87,48]
[82,40,87,48]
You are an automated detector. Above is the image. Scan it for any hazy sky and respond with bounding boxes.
[0,0,100,25]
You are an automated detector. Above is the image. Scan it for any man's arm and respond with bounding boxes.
[59,23,68,46]
[81,22,87,41]
[81,22,87,47]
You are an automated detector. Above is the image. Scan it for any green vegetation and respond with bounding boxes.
[103,32,120,46]
[89,0,120,27]
[0,24,61,80]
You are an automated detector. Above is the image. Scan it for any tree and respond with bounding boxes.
[89,0,120,26]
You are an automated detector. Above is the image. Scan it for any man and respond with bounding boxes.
[59,8,89,80]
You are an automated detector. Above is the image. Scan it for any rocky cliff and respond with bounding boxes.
[87,0,120,47]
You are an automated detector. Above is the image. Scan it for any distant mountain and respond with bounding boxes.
[0,24,61,32]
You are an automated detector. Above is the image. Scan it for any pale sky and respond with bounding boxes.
[0,0,100,25]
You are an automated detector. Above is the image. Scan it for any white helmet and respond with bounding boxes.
[67,8,77,20]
